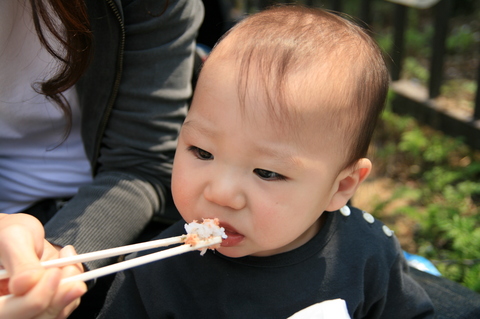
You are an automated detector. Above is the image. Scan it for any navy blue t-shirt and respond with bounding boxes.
[98,207,434,318]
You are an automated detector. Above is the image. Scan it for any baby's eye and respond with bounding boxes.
[254,168,286,181]
[188,146,213,160]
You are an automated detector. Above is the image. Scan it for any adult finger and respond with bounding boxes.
[0,268,61,319]
[33,246,87,319]
[0,222,45,296]
[0,214,46,258]
[33,280,86,319]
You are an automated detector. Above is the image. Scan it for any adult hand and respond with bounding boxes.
[0,214,87,319]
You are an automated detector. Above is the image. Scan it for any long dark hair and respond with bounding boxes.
[30,0,92,141]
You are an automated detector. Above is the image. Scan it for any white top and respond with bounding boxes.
[287,299,351,319]
[0,1,92,214]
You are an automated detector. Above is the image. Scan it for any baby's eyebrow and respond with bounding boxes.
[253,145,305,170]
[182,120,217,138]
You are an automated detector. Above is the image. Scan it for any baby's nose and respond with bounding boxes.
[203,172,246,210]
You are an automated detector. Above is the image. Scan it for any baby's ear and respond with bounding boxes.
[325,158,371,212]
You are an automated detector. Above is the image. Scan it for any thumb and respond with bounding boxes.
[0,223,45,296]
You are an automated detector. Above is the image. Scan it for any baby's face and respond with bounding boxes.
[172,58,347,258]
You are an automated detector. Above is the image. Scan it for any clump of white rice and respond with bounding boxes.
[184,218,227,240]
[184,218,227,255]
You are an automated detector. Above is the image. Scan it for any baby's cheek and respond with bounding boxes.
[171,161,191,197]
[251,203,287,242]
[171,178,191,217]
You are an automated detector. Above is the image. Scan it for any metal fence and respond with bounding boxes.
[231,0,480,150]
[386,0,480,150]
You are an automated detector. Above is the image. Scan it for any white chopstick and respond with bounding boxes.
[0,236,222,301]
[61,236,222,284]
[0,235,185,280]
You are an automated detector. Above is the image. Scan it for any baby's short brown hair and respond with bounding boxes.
[207,5,389,169]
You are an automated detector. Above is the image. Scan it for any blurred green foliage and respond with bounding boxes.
[371,97,480,292]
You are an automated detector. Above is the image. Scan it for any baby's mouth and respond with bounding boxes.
[219,224,245,247]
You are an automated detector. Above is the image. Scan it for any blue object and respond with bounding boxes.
[196,43,212,58]
[403,251,442,277]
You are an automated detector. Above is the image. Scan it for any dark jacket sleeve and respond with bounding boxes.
[374,255,435,318]
[360,246,435,319]
[44,0,204,269]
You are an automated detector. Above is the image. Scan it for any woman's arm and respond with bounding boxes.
[44,0,204,269]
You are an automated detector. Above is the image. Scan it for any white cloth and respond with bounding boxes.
[288,299,351,319]
[0,1,92,214]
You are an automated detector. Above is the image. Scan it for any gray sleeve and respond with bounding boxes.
[45,0,204,269]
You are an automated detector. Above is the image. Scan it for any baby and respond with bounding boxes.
[98,6,434,318]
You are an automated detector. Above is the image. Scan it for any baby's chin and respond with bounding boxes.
[215,247,247,258]
[216,246,277,258]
